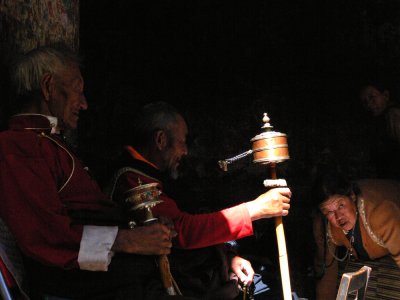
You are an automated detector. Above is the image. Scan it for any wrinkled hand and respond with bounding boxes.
[112,223,173,255]
[230,256,254,286]
[245,187,291,221]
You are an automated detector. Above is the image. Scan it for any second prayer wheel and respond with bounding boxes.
[124,182,162,226]
[124,182,162,210]
[250,113,289,164]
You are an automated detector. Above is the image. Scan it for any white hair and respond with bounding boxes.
[11,45,80,97]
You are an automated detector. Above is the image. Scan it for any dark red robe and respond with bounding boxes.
[0,114,115,269]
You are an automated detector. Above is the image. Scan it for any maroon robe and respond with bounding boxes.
[0,114,114,269]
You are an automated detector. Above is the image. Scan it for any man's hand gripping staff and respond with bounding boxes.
[245,184,291,221]
[122,181,181,296]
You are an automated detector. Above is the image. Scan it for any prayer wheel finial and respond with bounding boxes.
[261,113,273,131]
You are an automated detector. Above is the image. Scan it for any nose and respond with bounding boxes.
[334,211,341,221]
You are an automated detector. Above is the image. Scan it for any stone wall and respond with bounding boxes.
[0,0,79,129]
[0,0,79,57]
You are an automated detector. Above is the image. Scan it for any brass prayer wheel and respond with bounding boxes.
[124,181,162,226]
[218,112,289,171]
[250,113,289,164]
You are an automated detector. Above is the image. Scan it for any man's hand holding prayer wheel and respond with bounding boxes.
[245,187,291,221]
[112,223,175,255]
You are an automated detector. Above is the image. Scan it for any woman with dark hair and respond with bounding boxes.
[312,172,400,299]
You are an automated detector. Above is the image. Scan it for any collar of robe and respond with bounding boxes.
[10,113,60,134]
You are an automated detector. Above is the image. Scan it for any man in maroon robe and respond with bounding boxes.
[0,45,187,300]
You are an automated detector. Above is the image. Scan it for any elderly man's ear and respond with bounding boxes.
[154,130,168,151]
[40,73,54,102]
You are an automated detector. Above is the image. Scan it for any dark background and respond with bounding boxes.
[78,0,400,177]
[76,1,400,298]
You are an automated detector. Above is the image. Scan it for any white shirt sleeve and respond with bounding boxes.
[78,225,118,271]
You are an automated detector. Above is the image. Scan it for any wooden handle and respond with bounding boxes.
[158,254,176,295]
[270,163,292,300]
[275,216,292,300]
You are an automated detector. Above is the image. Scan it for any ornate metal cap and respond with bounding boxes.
[251,113,287,142]
[124,181,163,211]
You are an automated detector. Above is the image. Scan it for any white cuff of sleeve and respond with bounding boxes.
[78,225,118,271]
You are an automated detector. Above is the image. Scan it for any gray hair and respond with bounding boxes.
[11,45,80,97]
[132,101,181,149]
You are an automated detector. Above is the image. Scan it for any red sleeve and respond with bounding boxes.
[0,133,83,269]
[121,171,253,249]
[153,197,253,249]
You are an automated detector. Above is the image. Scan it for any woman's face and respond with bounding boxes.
[319,194,357,232]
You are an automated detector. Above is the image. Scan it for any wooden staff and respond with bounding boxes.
[157,238,178,295]
[142,219,178,296]
[268,163,292,300]
[218,113,293,299]
[132,219,178,295]
[251,113,292,299]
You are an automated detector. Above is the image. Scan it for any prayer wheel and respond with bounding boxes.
[218,113,289,170]
[250,113,289,165]
[218,113,292,300]
[124,181,162,226]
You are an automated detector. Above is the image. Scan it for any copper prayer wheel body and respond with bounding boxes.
[251,131,289,164]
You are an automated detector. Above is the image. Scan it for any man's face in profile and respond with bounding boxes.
[162,116,188,180]
[48,64,88,129]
